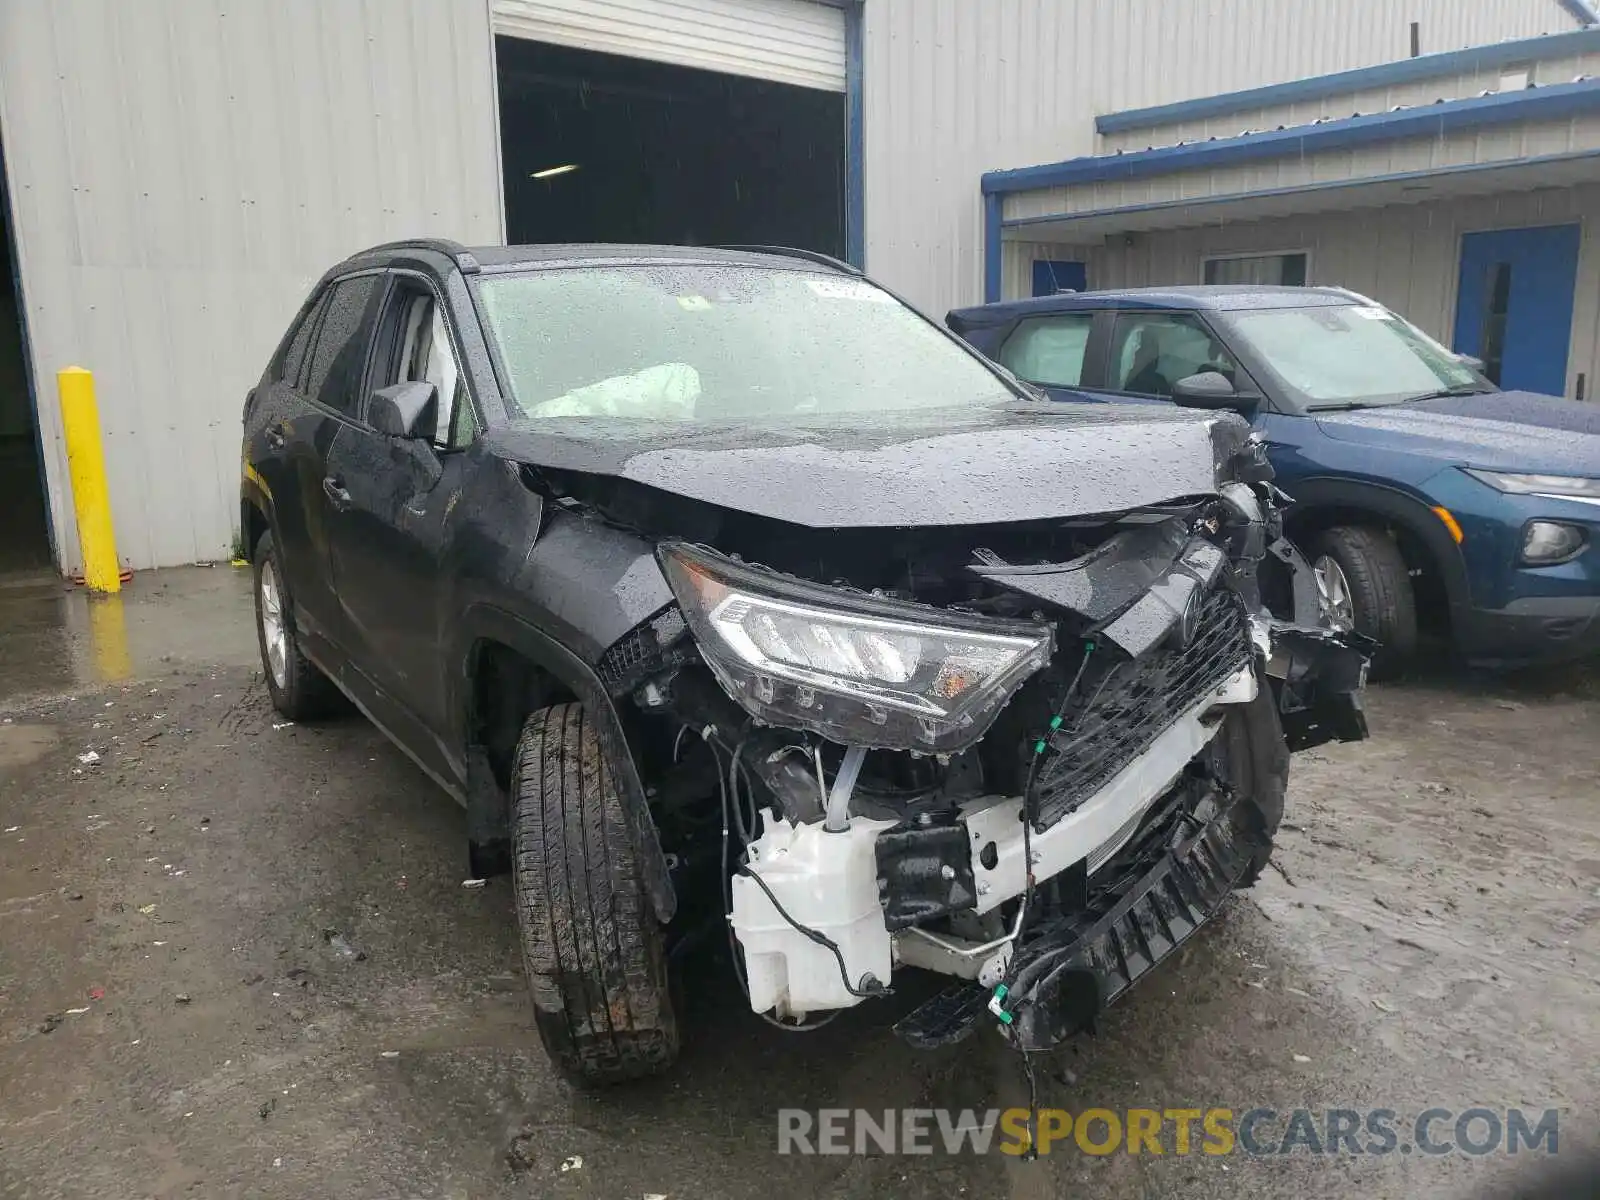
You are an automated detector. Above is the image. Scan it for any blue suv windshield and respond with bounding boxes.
[1216,302,1489,411]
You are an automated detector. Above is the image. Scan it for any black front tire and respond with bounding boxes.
[1311,525,1417,680]
[252,531,340,721]
[511,703,679,1084]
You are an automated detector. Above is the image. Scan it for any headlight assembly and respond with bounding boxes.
[1463,469,1600,501]
[658,542,1053,753]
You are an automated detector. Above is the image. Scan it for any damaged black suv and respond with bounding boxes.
[240,240,1370,1083]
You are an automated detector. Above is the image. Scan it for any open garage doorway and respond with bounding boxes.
[0,129,53,576]
[496,37,846,257]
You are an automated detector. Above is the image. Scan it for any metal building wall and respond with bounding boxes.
[0,0,503,573]
[1066,184,1600,401]
[862,0,1575,318]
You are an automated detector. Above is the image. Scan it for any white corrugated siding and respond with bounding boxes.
[0,0,503,573]
[493,0,846,91]
[864,0,1576,317]
[1018,185,1600,402]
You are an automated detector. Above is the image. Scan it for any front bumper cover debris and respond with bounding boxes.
[1268,622,1373,752]
[893,784,1262,1052]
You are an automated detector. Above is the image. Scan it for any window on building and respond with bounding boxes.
[1108,312,1239,398]
[999,314,1095,388]
[1031,260,1087,297]
[1478,261,1513,386]
[1203,252,1308,287]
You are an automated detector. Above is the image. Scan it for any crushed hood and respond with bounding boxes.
[484,403,1248,527]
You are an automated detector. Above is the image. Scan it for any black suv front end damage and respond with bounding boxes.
[241,242,1371,1088]
[582,432,1370,1052]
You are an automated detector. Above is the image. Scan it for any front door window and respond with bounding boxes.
[1107,313,1239,398]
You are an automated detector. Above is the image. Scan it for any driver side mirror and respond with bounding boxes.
[368,381,438,441]
[1171,371,1257,412]
[1456,353,1487,373]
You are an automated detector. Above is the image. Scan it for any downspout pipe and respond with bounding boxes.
[1557,0,1599,28]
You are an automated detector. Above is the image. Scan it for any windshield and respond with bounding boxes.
[1217,303,1488,410]
[473,264,1017,423]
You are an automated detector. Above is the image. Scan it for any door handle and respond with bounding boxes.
[264,427,286,450]
[322,476,351,509]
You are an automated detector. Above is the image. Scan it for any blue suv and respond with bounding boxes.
[949,287,1600,674]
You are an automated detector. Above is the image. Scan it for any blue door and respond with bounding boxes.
[1452,225,1579,396]
[1032,259,1086,297]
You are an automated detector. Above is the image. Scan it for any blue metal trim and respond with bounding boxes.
[983,192,1003,303]
[1094,27,1600,135]
[1557,0,1600,27]
[987,79,1600,195]
[997,147,1600,231]
[844,0,865,268]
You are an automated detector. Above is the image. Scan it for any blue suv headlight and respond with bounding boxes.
[1464,469,1600,501]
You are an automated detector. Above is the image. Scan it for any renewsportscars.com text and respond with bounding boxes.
[776,1107,1561,1157]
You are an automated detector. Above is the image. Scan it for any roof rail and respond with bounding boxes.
[716,244,862,275]
[355,238,480,273]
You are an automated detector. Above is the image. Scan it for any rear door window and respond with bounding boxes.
[302,274,386,419]
[998,314,1095,387]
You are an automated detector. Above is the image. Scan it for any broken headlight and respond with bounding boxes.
[659,542,1053,753]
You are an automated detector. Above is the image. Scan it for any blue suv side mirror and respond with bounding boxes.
[1171,371,1257,413]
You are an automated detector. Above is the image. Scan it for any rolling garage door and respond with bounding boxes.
[492,0,847,92]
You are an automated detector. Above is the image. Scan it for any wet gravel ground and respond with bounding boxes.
[0,577,1596,1199]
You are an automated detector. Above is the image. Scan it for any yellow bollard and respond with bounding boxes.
[58,366,121,594]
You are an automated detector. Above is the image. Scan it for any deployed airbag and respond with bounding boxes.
[526,362,701,420]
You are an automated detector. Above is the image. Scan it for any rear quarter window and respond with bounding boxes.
[272,289,329,388]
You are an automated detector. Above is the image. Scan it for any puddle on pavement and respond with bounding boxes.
[0,723,59,770]
[0,566,259,706]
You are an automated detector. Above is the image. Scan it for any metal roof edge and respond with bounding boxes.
[1094,26,1600,135]
[996,147,1600,232]
[985,78,1600,196]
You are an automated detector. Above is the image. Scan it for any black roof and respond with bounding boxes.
[948,284,1362,329]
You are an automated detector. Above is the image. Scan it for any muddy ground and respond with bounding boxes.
[0,569,1596,1199]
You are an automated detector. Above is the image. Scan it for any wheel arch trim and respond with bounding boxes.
[1282,477,1471,616]
[453,603,677,923]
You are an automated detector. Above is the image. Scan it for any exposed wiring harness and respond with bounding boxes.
[1008,640,1101,961]
[995,637,1099,1159]
[706,727,887,1033]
